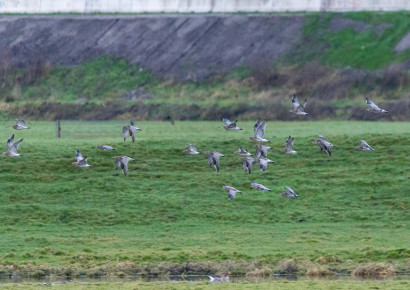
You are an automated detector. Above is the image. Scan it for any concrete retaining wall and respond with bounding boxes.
[0,0,409,13]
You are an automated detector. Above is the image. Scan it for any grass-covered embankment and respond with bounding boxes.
[0,12,409,120]
[0,121,409,277]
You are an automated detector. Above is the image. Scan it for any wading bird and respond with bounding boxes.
[289,94,308,115]
[113,156,135,176]
[182,144,200,155]
[355,139,375,151]
[13,119,30,130]
[223,185,241,201]
[280,186,299,197]
[251,182,272,191]
[249,119,270,142]
[221,118,242,130]
[123,121,142,142]
[281,136,297,154]
[72,149,91,167]
[205,151,225,172]
[365,98,388,113]
[3,134,23,157]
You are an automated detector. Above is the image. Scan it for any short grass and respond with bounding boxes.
[0,121,409,275]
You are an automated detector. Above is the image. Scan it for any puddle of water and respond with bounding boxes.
[1,274,409,285]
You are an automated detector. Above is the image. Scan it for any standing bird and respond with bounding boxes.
[255,157,275,172]
[122,121,142,142]
[281,136,297,154]
[249,118,270,142]
[12,119,30,130]
[221,118,242,131]
[223,185,241,201]
[280,186,299,197]
[255,144,271,158]
[205,151,225,172]
[208,272,231,282]
[113,156,135,176]
[251,182,272,191]
[3,134,23,157]
[365,98,388,113]
[355,139,375,151]
[96,145,115,150]
[182,144,200,155]
[289,94,308,115]
[72,149,91,167]
[234,147,252,156]
[240,157,256,174]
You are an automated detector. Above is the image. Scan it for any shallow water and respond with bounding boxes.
[1,274,409,285]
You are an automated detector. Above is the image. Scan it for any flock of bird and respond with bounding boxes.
[2,96,388,282]
[181,96,386,201]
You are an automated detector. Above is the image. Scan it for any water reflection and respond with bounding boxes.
[1,273,409,285]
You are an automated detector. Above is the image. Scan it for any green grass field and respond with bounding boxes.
[0,121,409,282]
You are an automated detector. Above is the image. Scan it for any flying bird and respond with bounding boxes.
[3,134,23,157]
[123,121,142,142]
[249,118,270,142]
[205,151,225,172]
[281,136,297,154]
[182,144,200,155]
[221,118,242,130]
[289,94,308,115]
[96,145,115,150]
[208,272,230,282]
[312,137,332,157]
[72,149,91,167]
[355,139,375,151]
[13,119,30,130]
[365,98,388,113]
[234,147,252,156]
[280,186,299,197]
[251,182,272,191]
[317,135,335,147]
[223,185,241,201]
[255,157,275,171]
[113,156,135,176]
[241,157,256,174]
[255,144,271,158]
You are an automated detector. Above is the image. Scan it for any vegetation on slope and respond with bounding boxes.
[0,121,409,278]
[0,12,409,121]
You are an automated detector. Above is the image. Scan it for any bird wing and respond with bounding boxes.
[122,126,129,140]
[76,150,83,162]
[288,137,295,150]
[302,99,307,109]
[213,156,220,172]
[206,153,213,166]
[10,139,23,153]
[121,159,129,176]
[6,134,15,149]
[366,98,381,111]
[254,145,261,158]
[228,190,236,200]
[114,158,121,169]
[286,186,295,195]
[253,118,261,136]
[259,159,268,171]
[255,120,267,138]
[261,146,268,158]
[292,94,300,109]
[222,118,232,125]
